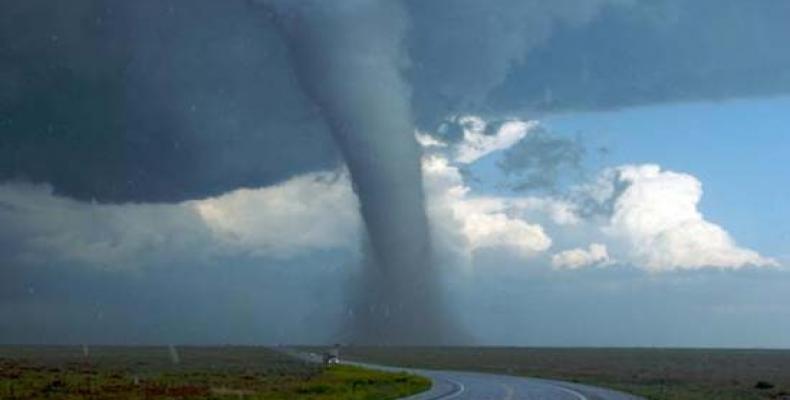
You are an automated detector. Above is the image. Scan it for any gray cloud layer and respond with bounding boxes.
[3,0,790,202]
[490,0,790,114]
[0,0,339,202]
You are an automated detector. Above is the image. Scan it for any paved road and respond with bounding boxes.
[281,349,643,400]
[347,361,644,400]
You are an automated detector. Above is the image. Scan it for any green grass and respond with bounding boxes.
[334,346,790,400]
[0,346,431,400]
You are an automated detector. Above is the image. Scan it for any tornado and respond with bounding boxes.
[263,0,452,344]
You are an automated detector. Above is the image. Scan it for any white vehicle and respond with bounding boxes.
[325,355,340,365]
[323,345,341,365]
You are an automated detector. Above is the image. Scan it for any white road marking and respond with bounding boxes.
[499,382,515,400]
[439,376,466,399]
[552,385,588,400]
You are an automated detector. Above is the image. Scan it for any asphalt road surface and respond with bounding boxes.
[348,361,644,400]
[282,349,643,400]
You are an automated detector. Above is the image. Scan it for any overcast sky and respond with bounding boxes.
[1,0,789,346]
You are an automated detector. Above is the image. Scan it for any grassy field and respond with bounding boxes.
[336,346,790,400]
[0,345,430,399]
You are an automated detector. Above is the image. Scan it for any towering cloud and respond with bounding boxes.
[597,165,778,271]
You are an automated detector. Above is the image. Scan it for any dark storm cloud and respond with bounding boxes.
[0,0,339,203]
[2,0,790,202]
[489,0,790,114]
[404,0,633,126]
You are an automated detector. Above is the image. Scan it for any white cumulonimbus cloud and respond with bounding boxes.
[422,155,552,260]
[425,116,777,271]
[0,155,552,270]
[596,164,778,271]
[0,173,362,268]
[193,172,361,258]
[0,183,215,268]
[197,115,555,263]
[552,243,610,269]
[0,116,777,273]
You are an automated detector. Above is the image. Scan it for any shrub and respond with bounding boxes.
[754,381,774,390]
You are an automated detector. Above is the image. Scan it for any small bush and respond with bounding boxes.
[755,381,774,390]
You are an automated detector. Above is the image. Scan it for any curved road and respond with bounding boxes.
[347,361,644,400]
[282,350,642,400]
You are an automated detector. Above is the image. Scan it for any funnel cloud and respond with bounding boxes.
[262,0,452,344]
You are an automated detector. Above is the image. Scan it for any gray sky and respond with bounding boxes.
[1,0,789,346]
